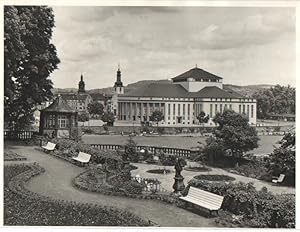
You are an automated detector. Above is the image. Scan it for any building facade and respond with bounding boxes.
[115,67,257,126]
[59,74,92,113]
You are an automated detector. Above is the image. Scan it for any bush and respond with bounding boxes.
[146,169,172,174]
[158,153,177,166]
[82,128,94,134]
[184,166,212,172]
[193,175,235,182]
[186,180,295,228]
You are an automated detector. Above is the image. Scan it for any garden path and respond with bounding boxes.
[131,163,295,194]
[4,143,216,227]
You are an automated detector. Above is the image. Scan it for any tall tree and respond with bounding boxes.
[197,111,210,125]
[213,110,259,158]
[87,101,104,118]
[149,110,164,128]
[4,6,60,129]
[102,111,115,126]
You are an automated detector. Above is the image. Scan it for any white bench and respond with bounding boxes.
[180,186,224,216]
[272,174,285,184]
[72,152,91,165]
[42,142,56,152]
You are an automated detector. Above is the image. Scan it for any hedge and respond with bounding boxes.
[186,179,295,228]
[4,163,153,226]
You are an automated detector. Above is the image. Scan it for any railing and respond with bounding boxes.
[131,176,168,193]
[90,143,191,158]
[4,130,35,140]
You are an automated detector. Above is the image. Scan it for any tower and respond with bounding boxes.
[114,65,124,94]
[78,73,85,93]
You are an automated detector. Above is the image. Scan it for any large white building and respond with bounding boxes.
[113,66,257,126]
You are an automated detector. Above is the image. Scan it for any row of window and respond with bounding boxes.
[45,115,70,129]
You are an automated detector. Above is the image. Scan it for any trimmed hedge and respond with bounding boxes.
[4,164,152,226]
[186,179,295,228]
[193,175,235,182]
[4,151,27,161]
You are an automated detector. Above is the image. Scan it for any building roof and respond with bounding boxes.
[41,95,76,113]
[123,83,189,98]
[59,93,90,101]
[172,67,222,82]
[122,83,247,99]
[90,93,111,101]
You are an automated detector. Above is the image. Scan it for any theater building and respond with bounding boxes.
[114,66,257,126]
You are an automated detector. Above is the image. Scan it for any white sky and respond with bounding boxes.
[50,6,296,89]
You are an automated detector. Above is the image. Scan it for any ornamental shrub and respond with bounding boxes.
[187,179,295,228]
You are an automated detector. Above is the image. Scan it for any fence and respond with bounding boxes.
[131,176,168,193]
[4,130,35,140]
[90,143,191,158]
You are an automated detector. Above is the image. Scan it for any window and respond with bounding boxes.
[239,105,241,114]
[173,104,175,115]
[243,105,246,114]
[251,105,254,118]
[224,104,227,110]
[168,104,171,115]
[215,104,218,114]
[46,114,55,128]
[229,104,232,110]
[58,115,68,128]
[210,104,213,117]
[220,104,223,113]
[188,104,190,116]
[183,104,185,115]
[178,104,181,115]
[247,105,250,117]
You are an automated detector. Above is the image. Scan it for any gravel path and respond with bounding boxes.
[4,143,217,227]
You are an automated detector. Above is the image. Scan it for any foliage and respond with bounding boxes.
[4,6,60,129]
[184,166,212,172]
[50,138,122,166]
[149,110,164,127]
[4,164,149,226]
[102,111,115,126]
[87,101,104,118]
[213,110,259,158]
[146,169,172,174]
[252,85,295,119]
[123,136,138,162]
[193,175,235,181]
[267,130,295,186]
[4,151,27,161]
[202,137,226,164]
[158,153,177,166]
[78,112,90,122]
[197,111,210,125]
[186,180,295,228]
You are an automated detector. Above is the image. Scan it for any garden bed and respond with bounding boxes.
[184,166,212,172]
[4,163,152,226]
[146,169,172,174]
[4,151,27,161]
[193,175,235,182]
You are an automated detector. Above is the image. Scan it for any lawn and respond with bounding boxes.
[82,135,282,154]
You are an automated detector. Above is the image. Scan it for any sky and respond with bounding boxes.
[50,6,296,89]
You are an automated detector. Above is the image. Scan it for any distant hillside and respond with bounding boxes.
[53,81,274,98]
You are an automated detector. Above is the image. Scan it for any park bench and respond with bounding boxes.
[42,142,56,153]
[272,174,285,184]
[180,186,224,216]
[72,151,91,166]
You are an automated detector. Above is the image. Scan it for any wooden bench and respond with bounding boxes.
[72,152,91,166]
[180,186,224,216]
[272,174,285,184]
[42,142,56,152]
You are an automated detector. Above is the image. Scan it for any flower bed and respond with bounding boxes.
[193,175,235,182]
[4,151,27,161]
[146,169,172,174]
[186,179,295,228]
[184,166,212,172]
[4,164,152,226]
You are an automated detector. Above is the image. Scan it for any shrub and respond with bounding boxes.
[184,166,212,172]
[82,128,94,134]
[193,175,235,182]
[158,153,177,166]
[186,179,295,228]
[146,169,172,174]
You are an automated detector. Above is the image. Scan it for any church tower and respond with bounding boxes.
[114,65,124,94]
[78,73,85,94]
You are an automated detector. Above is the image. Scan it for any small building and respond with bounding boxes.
[39,95,78,139]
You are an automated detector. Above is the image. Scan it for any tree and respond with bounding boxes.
[4,6,60,129]
[213,110,259,158]
[124,135,138,162]
[87,101,104,118]
[102,111,115,126]
[78,112,90,122]
[149,110,164,129]
[267,128,295,185]
[197,111,210,125]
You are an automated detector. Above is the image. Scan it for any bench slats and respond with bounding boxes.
[180,187,224,212]
[72,152,91,163]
